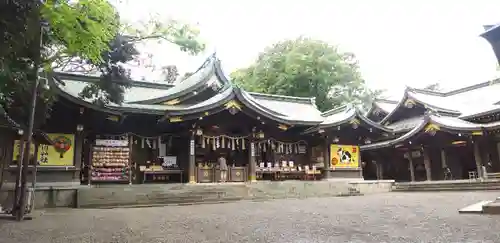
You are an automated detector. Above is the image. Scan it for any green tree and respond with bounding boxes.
[1,0,120,125]
[231,37,382,111]
[1,0,205,124]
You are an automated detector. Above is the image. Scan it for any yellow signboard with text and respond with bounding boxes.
[12,133,75,166]
[330,144,359,168]
[38,133,74,166]
[12,140,36,164]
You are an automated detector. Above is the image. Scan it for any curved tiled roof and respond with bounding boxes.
[51,54,326,125]
[131,54,227,105]
[303,105,392,134]
[361,113,500,151]
[233,88,323,125]
[379,87,461,125]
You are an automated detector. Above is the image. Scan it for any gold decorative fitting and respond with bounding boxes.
[404,99,416,108]
[225,100,242,110]
[278,124,288,131]
[106,115,119,122]
[169,116,183,123]
[452,140,467,145]
[164,99,180,105]
[349,119,360,125]
[472,131,483,136]
[424,124,440,135]
[350,119,360,129]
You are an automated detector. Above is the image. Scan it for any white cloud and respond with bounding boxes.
[113,0,500,98]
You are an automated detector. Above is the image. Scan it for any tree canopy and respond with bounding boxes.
[231,37,382,112]
[1,0,205,125]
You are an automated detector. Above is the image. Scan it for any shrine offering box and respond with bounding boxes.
[230,167,246,182]
[197,167,214,183]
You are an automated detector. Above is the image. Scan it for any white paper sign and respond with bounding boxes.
[190,140,195,156]
[250,143,255,157]
[95,139,128,147]
[162,156,177,167]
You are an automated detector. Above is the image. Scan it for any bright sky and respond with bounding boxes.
[114,0,500,99]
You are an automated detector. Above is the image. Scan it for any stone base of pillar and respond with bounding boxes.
[482,198,500,214]
[322,169,331,179]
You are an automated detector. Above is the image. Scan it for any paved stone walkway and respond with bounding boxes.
[0,191,499,243]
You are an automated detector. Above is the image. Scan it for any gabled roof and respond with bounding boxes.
[368,77,500,124]
[54,72,174,104]
[165,86,235,116]
[235,88,323,125]
[386,116,424,133]
[481,24,500,64]
[51,54,325,126]
[361,112,500,151]
[365,99,398,122]
[0,106,53,144]
[379,87,461,125]
[371,99,398,114]
[303,104,392,134]
[131,54,228,105]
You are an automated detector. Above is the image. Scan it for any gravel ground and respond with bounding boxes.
[0,191,499,243]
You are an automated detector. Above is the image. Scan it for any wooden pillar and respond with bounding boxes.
[31,142,39,188]
[440,149,447,180]
[406,153,415,182]
[423,149,432,181]
[188,132,196,183]
[323,137,331,179]
[473,141,483,178]
[496,142,500,171]
[440,149,447,169]
[248,140,256,182]
[377,162,384,180]
[74,131,84,180]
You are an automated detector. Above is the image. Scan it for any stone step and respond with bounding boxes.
[395,182,500,188]
[74,181,390,209]
[393,186,500,192]
[481,201,500,214]
[81,196,240,209]
[393,181,500,191]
